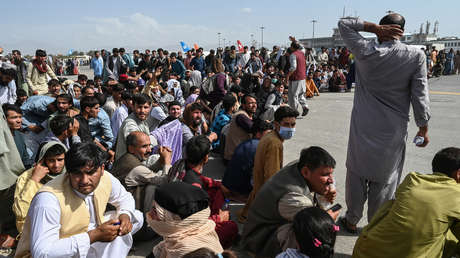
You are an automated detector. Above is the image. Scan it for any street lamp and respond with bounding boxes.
[260,26,265,49]
[250,33,254,47]
[217,32,221,48]
[223,38,226,47]
[311,20,317,49]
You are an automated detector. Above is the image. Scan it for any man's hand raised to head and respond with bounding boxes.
[376,25,404,41]
[364,22,403,41]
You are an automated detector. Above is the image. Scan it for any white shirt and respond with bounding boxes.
[150,106,167,121]
[0,79,17,105]
[238,52,250,68]
[103,96,121,119]
[111,104,129,140]
[28,173,138,258]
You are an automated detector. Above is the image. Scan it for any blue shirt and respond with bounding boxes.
[21,95,55,128]
[13,130,33,168]
[89,108,114,149]
[222,138,259,195]
[171,60,186,79]
[210,109,231,148]
[91,57,104,76]
[190,56,205,76]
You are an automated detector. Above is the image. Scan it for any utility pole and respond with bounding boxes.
[222,38,226,48]
[311,20,317,49]
[260,26,265,49]
[217,32,221,48]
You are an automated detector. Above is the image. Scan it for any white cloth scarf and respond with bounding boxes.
[146,201,223,258]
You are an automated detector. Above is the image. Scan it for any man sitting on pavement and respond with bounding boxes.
[42,115,81,149]
[13,141,67,234]
[239,105,299,222]
[111,91,133,140]
[2,104,33,169]
[74,96,100,143]
[15,142,143,258]
[352,147,460,258]
[223,94,257,162]
[111,131,172,212]
[222,119,272,202]
[242,146,339,257]
[182,102,217,149]
[115,93,158,160]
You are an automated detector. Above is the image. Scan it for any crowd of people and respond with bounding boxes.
[0,12,457,258]
[426,47,460,77]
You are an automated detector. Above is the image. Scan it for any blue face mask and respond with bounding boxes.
[279,126,295,140]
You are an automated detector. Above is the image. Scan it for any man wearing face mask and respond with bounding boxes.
[238,106,299,223]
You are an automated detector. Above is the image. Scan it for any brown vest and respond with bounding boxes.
[111,152,142,188]
[15,172,112,258]
[224,110,252,160]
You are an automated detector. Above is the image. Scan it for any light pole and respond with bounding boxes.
[311,20,317,49]
[260,26,265,49]
[217,32,221,48]
[250,33,254,47]
[222,38,226,47]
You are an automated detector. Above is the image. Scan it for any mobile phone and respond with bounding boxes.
[113,222,121,226]
[328,203,342,212]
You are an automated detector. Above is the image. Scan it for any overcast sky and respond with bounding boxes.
[1,0,459,55]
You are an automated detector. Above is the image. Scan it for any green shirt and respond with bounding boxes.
[353,172,460,258]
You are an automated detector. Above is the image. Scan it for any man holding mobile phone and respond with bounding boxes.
[241,146,340,257]
[13,141,67,235]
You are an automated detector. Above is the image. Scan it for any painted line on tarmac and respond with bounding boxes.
[429,91,460,96]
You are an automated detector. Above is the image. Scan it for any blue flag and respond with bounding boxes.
[68,49,74,55]
[180,41,191,52]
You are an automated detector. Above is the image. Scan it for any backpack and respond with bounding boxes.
[201,74,216,95]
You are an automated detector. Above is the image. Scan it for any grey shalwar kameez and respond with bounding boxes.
[338,18,431,224]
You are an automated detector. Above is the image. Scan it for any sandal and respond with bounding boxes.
[339,217,358,234]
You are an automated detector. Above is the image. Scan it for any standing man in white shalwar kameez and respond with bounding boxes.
[15,142,143,258]
[338,13,431,233]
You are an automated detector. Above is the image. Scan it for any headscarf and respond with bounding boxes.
[190,70,202,87]
[67,82,81,99]
[36,141,67,182]
[146,182,223,258]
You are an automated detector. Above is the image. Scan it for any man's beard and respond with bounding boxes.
[192,118,202,127]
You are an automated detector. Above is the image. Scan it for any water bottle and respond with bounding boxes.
[413,136,424,146]
[221,199,230,211]
[316,182,335,210]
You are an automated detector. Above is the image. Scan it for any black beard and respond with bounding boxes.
[192,119,202,127]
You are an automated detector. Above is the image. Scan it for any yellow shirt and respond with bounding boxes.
[252,130,283,195]
[13,168,42,234]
